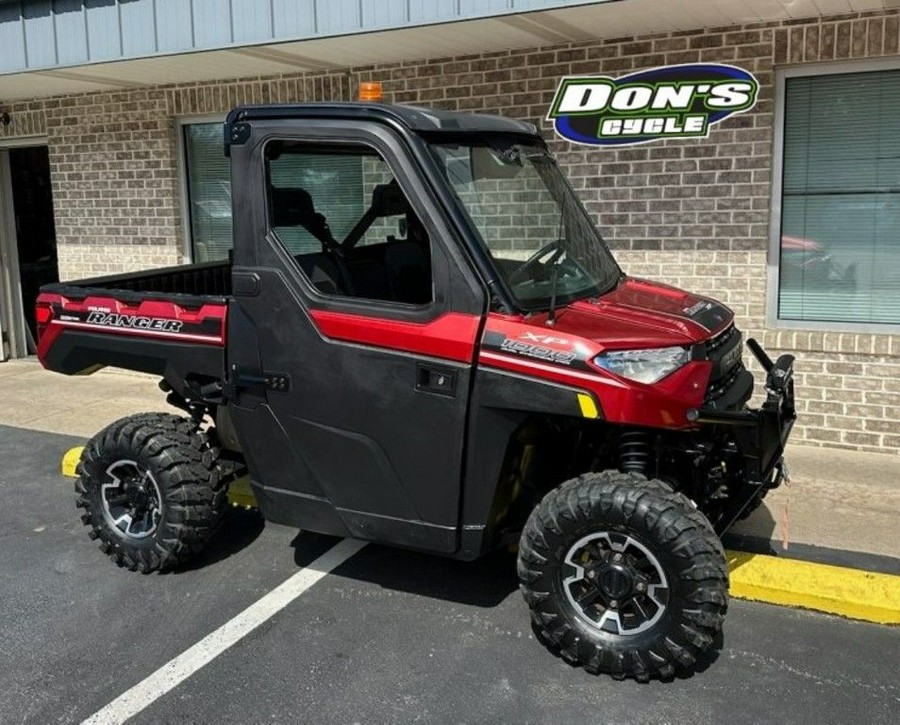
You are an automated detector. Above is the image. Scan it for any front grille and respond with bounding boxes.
[706,323,737,354]
[703,323,751,408]
[704,362,746,406]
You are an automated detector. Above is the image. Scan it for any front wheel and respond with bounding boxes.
[517,471,728,681]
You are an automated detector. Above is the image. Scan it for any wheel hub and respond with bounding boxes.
[125,481,150,510]
[597,563,633,601]
[562,531,669,636]
[100,460,163,540]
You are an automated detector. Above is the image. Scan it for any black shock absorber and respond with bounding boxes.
[619,430,651,474]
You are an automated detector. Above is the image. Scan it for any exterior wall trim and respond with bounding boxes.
[0,134,48,148]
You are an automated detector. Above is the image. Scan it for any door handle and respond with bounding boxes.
[416,363,456,397]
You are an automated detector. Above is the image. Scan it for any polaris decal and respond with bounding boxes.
[683,300,712,318]
[548,64,759,146]
[48,305,225,343]
[680,299,731,332]
[720,339,743,374]
[501,339,577,366]
[86,311,184,333]
[482,330,593,369]
[520,332,571,346]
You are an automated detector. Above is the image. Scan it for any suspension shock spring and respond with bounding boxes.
[619,430,651,474]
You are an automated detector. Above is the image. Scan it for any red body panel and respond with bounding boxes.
[480,315,713,429]
[477,278,731,429]
[36,276,730,430]
[559,278,731,349]
[308,309,481,363]
[35,291,227,367]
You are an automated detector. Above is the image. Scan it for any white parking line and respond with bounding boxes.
[81,538,368,725]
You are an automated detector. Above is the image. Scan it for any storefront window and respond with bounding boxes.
[182,123,233,263]
[778,70,900,326]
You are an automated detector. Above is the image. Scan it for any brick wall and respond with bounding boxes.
[0,76,355,279]
[1,10,898,453]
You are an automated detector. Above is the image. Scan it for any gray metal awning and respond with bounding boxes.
[0,0,893,103]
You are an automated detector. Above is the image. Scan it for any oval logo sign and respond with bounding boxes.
[548,63,759,146]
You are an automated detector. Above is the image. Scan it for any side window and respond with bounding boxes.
[266,142,433,305]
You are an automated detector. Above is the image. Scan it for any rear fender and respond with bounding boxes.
[35,289,227,399]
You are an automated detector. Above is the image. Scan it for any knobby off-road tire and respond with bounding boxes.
[517,471,728,681]
[76,412,227,573]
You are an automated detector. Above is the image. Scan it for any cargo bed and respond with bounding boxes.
[36,260,230,392]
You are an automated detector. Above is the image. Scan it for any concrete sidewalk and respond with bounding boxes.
[0,357,170,436]
[1,357,897,563]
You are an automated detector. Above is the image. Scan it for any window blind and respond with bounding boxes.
[780,70,900,325]
[268,151,367,254]
[183,123,233,263]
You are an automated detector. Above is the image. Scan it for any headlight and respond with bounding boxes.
[594,346,690,384]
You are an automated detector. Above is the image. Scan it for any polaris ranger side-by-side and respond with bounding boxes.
[36,103,795,680]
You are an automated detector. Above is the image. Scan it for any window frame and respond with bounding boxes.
[262,135,437,311]
[176,115,227,264]
[768,57,900,333]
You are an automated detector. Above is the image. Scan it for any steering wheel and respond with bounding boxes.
[508,240,565,286]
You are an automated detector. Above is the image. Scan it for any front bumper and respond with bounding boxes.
[691,338,796,531]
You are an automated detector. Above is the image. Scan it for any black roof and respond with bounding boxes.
[226,102,539,137]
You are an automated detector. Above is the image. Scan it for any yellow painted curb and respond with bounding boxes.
[62,446,84,477]
[726,550,900,625]
[227,475,257,508]
[61,448,258,509]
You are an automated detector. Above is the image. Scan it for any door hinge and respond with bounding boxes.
[226,365,291,397]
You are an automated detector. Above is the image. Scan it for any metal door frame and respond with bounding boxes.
[0,137,49,359]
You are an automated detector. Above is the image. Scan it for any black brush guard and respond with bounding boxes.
[689,338,796,533]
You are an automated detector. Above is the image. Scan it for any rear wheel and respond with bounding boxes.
[76,413,227,573]
[517,471,728,680]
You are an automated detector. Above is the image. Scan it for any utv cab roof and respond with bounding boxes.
[224,102,540,151]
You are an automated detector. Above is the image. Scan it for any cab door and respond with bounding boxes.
[226,120,486,553]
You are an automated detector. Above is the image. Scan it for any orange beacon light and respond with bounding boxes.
[359,81,383,102]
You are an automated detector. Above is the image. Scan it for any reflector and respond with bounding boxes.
[35,304,52,325]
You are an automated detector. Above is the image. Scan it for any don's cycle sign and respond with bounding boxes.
[548,63,759,146]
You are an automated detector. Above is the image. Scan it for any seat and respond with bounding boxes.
[270,187,335,247]
[342,179,408,249]
[296,253,348,295]
[342,180,433,304]
[384,213,431,304]
[271,186,355,295]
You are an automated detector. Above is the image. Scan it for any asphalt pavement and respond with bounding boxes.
[1,422,898,725]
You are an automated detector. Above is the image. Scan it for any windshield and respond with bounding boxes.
[431,140,621,310]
